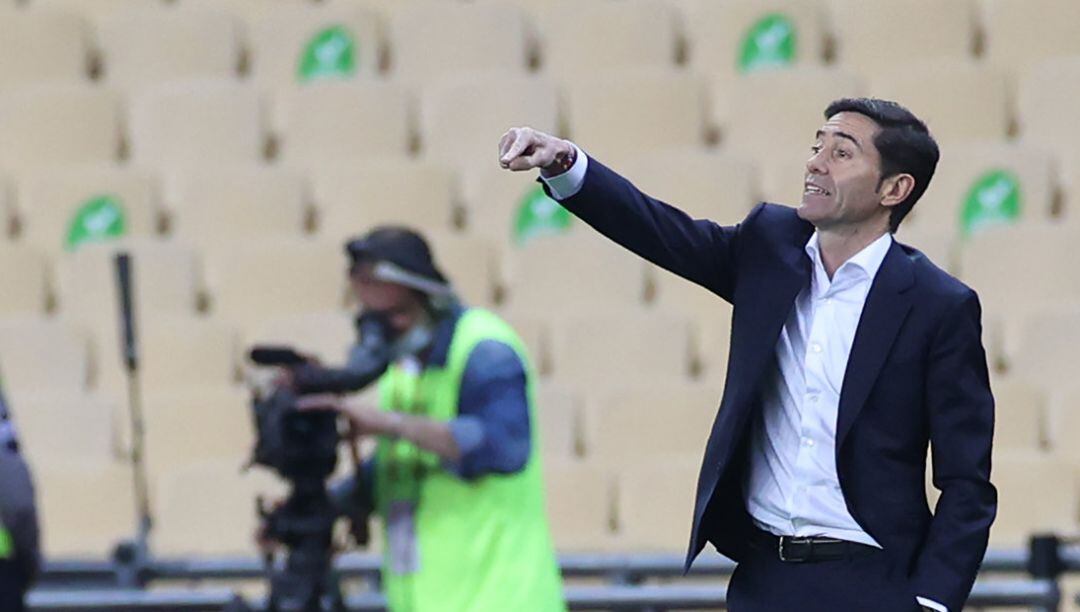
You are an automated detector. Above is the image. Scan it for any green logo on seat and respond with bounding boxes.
[513,186,572,246]
[738,14,797,73]
[298,25,357,82]
[961,169,1021,236]
[65,195,126,251]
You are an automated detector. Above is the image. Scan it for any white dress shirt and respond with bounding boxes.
[540,148,945,612]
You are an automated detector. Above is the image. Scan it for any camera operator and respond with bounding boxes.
[279,227,565,612]
[0,382,41,612]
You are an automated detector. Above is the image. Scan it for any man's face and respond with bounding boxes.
[349,262,426,336]
[798,111,889,231]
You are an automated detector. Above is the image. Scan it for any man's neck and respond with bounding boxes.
[816,224,889,279]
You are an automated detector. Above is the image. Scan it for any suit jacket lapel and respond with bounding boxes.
[835,241,915,449]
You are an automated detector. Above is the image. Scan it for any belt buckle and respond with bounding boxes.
[778,536,810,563]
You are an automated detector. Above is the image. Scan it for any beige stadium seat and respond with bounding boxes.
[0,8,90,87]
[548,309,693,387]
[247,4,381,87]
[425,232,498,308]
[310,159,457,246]
[1008,307,1080,391]
[543,460,616,551]
[11,391,119,466]
[388,2,530,82]
[675,0,826,81]
[139,315,239,391]
[651,271,734,378]
[892,225,957,274]
[617,151,759,222]
[15,165,161,255]
[866,60,1009,143]
[0,244,49,315]
[1017,57,1080,161]
[582,382,717,464]
[757,148,812,206]
[534,382,581,459]
[154,459,286,555]
[958,225,1080,322]
[614,458,699,551]
[129,80,267,170]
[498,310,548,374]
[827,0,975,74]
[501,230,649,313]
[142,386,252,478]
[419,73,558,168]
[98,8,241,89]
[36,461,136,557]
[459,162,553,246]
[275,81,412,167]
[0,318,90,399]
[564,69,707,162]
[0,84,120,172]
[909,142,1054,236]
[1047,386,1080,463]
[534,0,678,81]
[178,0,310,22]
[242,310,355,368]
[31,0,155,24]
[720,67,863,162]
[990,377,1046,451]
[990,450,1077,545]
[980,0,1080,78]
[167,165,309,257]
[207,238,345,324]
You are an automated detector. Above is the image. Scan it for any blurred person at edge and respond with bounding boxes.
[285,227,565,612]
[0,381,42,612]
[498,98,995,612]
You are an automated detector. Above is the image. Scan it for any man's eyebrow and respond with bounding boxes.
[814,129,863,150]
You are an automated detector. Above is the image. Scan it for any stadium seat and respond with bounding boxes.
[139,315,239,391]
[1008,306,1080,392]
[543,460,616,551]
[563,69,708,162]
[31,0,157,24]
[892,225,957,274]
[275,81,412,167]
[419,72,559,169]
[990,450,1078,545]
[35,461,136,557]
[581,382,717,464]
[98,7,241,89]
[0,244,50,315]
[756,148,813,207]
[866,60,1009,143]
[15,165,161,255]
[547,309,694,387]
[534,382,581,459]
[10,390,120,466]
[167,165,309,256]
[614,458,699,551]
[388,2,531,82]
[424,232,499,308]
[153,459,286,555]
[179,0,310,22]
[616,150,760,222]
[826,0,975,74]
[910,142,1055,236]
[991,377,1046,451]
[0,7,91,87]
[0,317,90,399]
[128,80,267,170]
[719,67,863,162]
[533,0,679,81]
[675,0,827,81]
[498,310,548,375]
[0,84,121,172]
[979,0,1080,78]
[501,230,649,313]
[1017,57,1080,162]
[1047,386,1080,463]
[247,4,382,87]
[241,310,356,370]
[651,271,734,379]
[142,386,252,479]
[459,162,553,246]
[207,238,345,325]
[310,159,457,246]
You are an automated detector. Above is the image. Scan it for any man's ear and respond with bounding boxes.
[879,173,915,208]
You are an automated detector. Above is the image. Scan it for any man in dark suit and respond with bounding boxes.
[497,98,996,612]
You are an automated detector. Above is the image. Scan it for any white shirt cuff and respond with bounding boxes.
[916,596,948,612]
[539,143,588,200]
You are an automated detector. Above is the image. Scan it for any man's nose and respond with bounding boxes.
[806,150,827,175]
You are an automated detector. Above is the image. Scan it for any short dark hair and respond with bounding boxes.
[824,98,939,233]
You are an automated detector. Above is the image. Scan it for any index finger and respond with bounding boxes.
[500,129,532,165]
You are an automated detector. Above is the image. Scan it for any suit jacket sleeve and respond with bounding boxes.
[912,289,997,611]
[542,156,760,303]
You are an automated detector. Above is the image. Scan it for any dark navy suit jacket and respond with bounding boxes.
[544,158,997,611]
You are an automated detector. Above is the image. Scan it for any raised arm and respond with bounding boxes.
[499,127,754,303]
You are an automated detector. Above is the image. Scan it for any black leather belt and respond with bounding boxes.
[751,527,879,563]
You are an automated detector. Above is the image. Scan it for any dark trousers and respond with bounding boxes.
[726,533,920,612]
[0,560,27,612]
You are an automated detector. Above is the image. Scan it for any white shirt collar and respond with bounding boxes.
[804,231,893,281]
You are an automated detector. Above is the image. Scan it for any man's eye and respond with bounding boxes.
[836,149,850,158]
[810,144,822,154]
